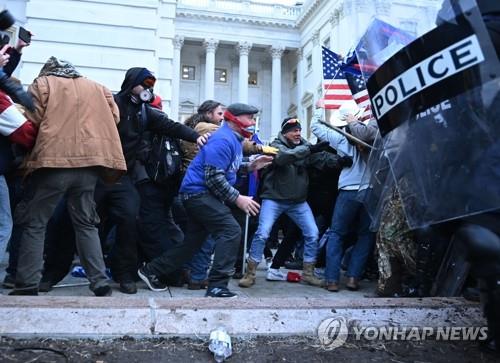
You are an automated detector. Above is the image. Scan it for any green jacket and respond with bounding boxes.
[259,133,338,202]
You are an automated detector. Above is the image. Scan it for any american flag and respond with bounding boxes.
[321,47,352,110]
[344,71,372,122]
[341,52,372,121]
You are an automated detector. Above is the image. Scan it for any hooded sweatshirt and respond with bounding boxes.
[114,67,199,171]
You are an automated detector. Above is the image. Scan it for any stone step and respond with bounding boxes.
[0,296,484,339]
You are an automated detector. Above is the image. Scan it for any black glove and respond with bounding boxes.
[339,155,353,168]
[309,141,330,154]
[0,70,35,112]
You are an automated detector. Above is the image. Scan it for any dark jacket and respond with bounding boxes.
[0,49,22,175]
[114,67,199,171]
[259,133,340,203]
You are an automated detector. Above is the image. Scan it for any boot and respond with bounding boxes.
[238,260,258,288]
[301,262,324,287]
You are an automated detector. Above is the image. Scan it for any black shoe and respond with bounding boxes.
[2,274,15,289]
[9,288,38,296]
[94,285,112,297]
[119,281,137,294]
[138,266,168,292]
[205,287,237,298]
[38,280,55,293]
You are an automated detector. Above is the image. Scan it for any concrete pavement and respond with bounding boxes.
[0,261,485,339]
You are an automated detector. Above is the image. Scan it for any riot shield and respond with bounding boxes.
[355,17,418,230]
[364,0,500,229]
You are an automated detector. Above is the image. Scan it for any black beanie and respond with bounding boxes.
[281,117,301,134]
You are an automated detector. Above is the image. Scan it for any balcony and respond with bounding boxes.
[177,0,303,21]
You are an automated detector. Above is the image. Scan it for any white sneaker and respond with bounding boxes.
[266,257,272,269]
[266,268,287,281]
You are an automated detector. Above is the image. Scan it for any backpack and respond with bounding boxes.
[144,133,183,186]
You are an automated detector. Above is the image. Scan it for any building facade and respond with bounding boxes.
[2,0,440,141]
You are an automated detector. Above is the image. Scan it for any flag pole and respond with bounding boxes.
[318,120,376,150]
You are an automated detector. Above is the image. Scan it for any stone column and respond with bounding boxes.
[311,31,321,102]
[329,11,339,50]
[171,35,184,122]
[237,41,252,103]
[270,45,285,137]
[203,38,218,100]
[296,48,304,118]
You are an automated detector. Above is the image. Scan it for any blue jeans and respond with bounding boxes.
[249,199,319,264]
[186,236,216,282]
[0,175,12,264]
[325,190,375,283]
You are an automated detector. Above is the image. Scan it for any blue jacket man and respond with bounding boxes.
[139,103,272,298]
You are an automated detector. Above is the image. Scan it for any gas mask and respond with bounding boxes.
[139,88,154,103]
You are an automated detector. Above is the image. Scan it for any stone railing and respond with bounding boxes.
[177,0,303,20]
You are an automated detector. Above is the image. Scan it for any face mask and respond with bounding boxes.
[139,88,154,103]
[244,125,256,135]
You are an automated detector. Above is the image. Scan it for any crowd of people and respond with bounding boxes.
[0,0,498,352]
[0,46,441,300]
[0,3,495,305]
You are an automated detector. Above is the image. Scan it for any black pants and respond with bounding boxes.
[146,193,241,288]
[137,181,183,262]
[94,175,140,282]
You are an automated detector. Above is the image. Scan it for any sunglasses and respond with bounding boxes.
[142,77,156,88]
[284,118,300,126]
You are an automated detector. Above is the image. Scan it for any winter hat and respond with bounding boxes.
[132,68,156,88]
[281,117,301,134]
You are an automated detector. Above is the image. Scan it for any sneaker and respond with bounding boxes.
[138,266,168,292]
[266,268,287,281]
[205,287,237,298]
[266,257,273,269]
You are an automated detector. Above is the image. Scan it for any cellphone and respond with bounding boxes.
[18,27,31,44]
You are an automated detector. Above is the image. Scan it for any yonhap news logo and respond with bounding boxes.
[317,317,349,350]
[317,317,488,350]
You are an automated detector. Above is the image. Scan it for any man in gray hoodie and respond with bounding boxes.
[311,100,376,292]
